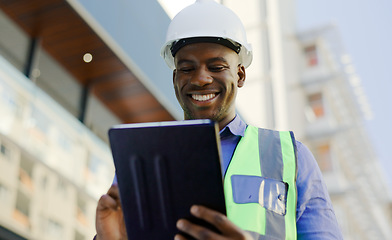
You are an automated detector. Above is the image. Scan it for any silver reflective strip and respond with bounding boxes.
[258,129,283,180]
[258,128,285,239]
[245,230,283,240]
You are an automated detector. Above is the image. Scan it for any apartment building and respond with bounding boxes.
[297,25,392,239]
[0,0,178,239]
[223,0,392,239]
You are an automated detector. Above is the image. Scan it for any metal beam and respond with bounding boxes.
[78,84,90,123]
[24,37,40,80]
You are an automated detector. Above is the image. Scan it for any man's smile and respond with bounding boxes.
[190,93,218,102]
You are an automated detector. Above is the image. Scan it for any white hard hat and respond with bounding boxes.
[161,0,253,70]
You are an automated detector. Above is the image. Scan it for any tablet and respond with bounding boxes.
[108,119,226,239]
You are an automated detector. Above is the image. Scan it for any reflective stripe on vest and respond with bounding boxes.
[223,125,297,240]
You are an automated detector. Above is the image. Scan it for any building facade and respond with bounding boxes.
[296,25,392,239]
[0,53,114,239]
[222,0,392,239]
[0,0,179,239]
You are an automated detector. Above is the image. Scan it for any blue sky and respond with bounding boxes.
[296,0,392,185]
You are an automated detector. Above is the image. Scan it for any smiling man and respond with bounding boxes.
[94,1,343,239]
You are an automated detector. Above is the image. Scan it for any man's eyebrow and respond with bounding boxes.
[176,59,194,66]
[207,57,229,64]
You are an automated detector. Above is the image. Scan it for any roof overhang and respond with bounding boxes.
[0,0,176,123]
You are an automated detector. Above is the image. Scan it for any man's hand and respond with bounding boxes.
[174,205,253,240]
[95,184,128,240]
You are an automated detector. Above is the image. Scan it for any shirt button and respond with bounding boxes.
[278,194,284,201]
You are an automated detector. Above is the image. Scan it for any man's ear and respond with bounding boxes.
[237,65,246,88]
[172,69,177,84]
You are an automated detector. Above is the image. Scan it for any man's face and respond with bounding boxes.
[173,42,245,129]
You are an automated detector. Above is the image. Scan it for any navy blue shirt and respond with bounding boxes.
[220,115,343,239]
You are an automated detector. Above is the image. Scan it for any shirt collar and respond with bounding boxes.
[219,114,246,137]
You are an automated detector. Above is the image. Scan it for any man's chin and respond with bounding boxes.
[184,112,217,121]
[183,106,225,121]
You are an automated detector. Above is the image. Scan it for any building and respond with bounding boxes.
[296,25,392,239]
[0,0,180,239]
[222,0,392,239]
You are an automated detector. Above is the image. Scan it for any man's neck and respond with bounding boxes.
[218,114,236,131]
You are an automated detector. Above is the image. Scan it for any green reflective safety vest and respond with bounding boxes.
[223,125,297,240]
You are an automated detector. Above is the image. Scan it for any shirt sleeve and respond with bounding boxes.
[295,141,343,240]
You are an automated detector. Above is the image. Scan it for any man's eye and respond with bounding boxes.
[179,67,193,73]
[210,66,226,72]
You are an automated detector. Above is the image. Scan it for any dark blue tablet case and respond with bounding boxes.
[108,119,226,239]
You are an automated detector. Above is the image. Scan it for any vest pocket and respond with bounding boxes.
[231,175,288,215]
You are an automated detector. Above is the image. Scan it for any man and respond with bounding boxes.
[95,0,343,239]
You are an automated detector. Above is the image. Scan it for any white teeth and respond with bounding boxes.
[191,93,216,101]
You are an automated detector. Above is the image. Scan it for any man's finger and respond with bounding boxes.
[97,194,118,211]
[97,184,121,211]
[190,205,244,237]
[176,218,223,240]
[107,183,120,199]
[174,233,187,240]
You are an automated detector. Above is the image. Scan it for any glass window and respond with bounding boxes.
[19,155,34,191]
[31,105,50,135]
[56,178,68,198]
[41,175,48,190]
[0,78,24,119]
[0,142,11,160]
[46,219,63,237]
[304,45,318,67]
[76,196,88,226]
[15,190,30,216]
[74,230,85,240]
[14,190,30,227]
[315,143,333,172]
[0,183,9,202]
[57,131,72,152]
[0,9,30,72]
[308,92,325,119]
[88,153,102,174]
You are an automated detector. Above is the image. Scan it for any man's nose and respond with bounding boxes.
[190,68,213,87]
